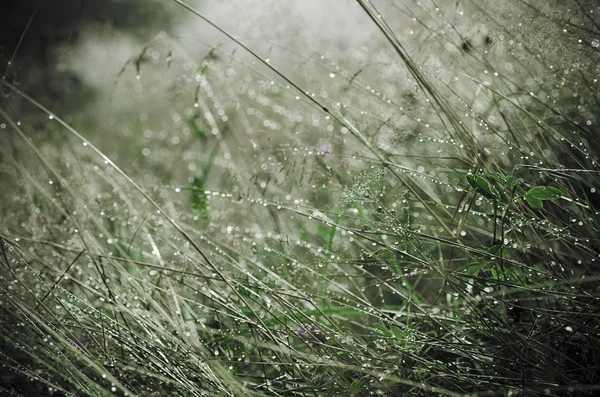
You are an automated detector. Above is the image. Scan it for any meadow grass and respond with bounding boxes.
[1,0,600,396]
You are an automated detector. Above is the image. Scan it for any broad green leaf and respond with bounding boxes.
[466,173,478,189]
[376,324,393,337]
[467,174,497,199]
[525,194,543,210]
[525,186,562,210]
[463,262,487,276]
[483,173,503,183]
[526,186,562,200]
[505,175,518,187]
[487,244,504,256]
[391,326,409,340]
[491,265,505,281]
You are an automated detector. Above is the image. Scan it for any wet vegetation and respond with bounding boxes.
[1,0,600,396]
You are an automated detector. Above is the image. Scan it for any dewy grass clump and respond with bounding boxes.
[1,0,599,396]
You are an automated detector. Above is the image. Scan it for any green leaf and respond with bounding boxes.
[525,186,562,210]
[466,173,477,188]
[505,175,518,187]
[507,266,525,280]
[391,326,409,340]
[376,324,393,338]
[486,244,504,256]
[483,173,503,183]
[525,194,543,210]
[462,262,487,277]
[526,186,562,200]
[466,174,498,199]
[491,264,505,281]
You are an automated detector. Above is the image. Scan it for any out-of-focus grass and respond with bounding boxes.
[1,0,600,396]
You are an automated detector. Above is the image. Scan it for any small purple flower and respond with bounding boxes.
[314,142,334,159]
[297,317,325,342]
[70,334,91,352]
